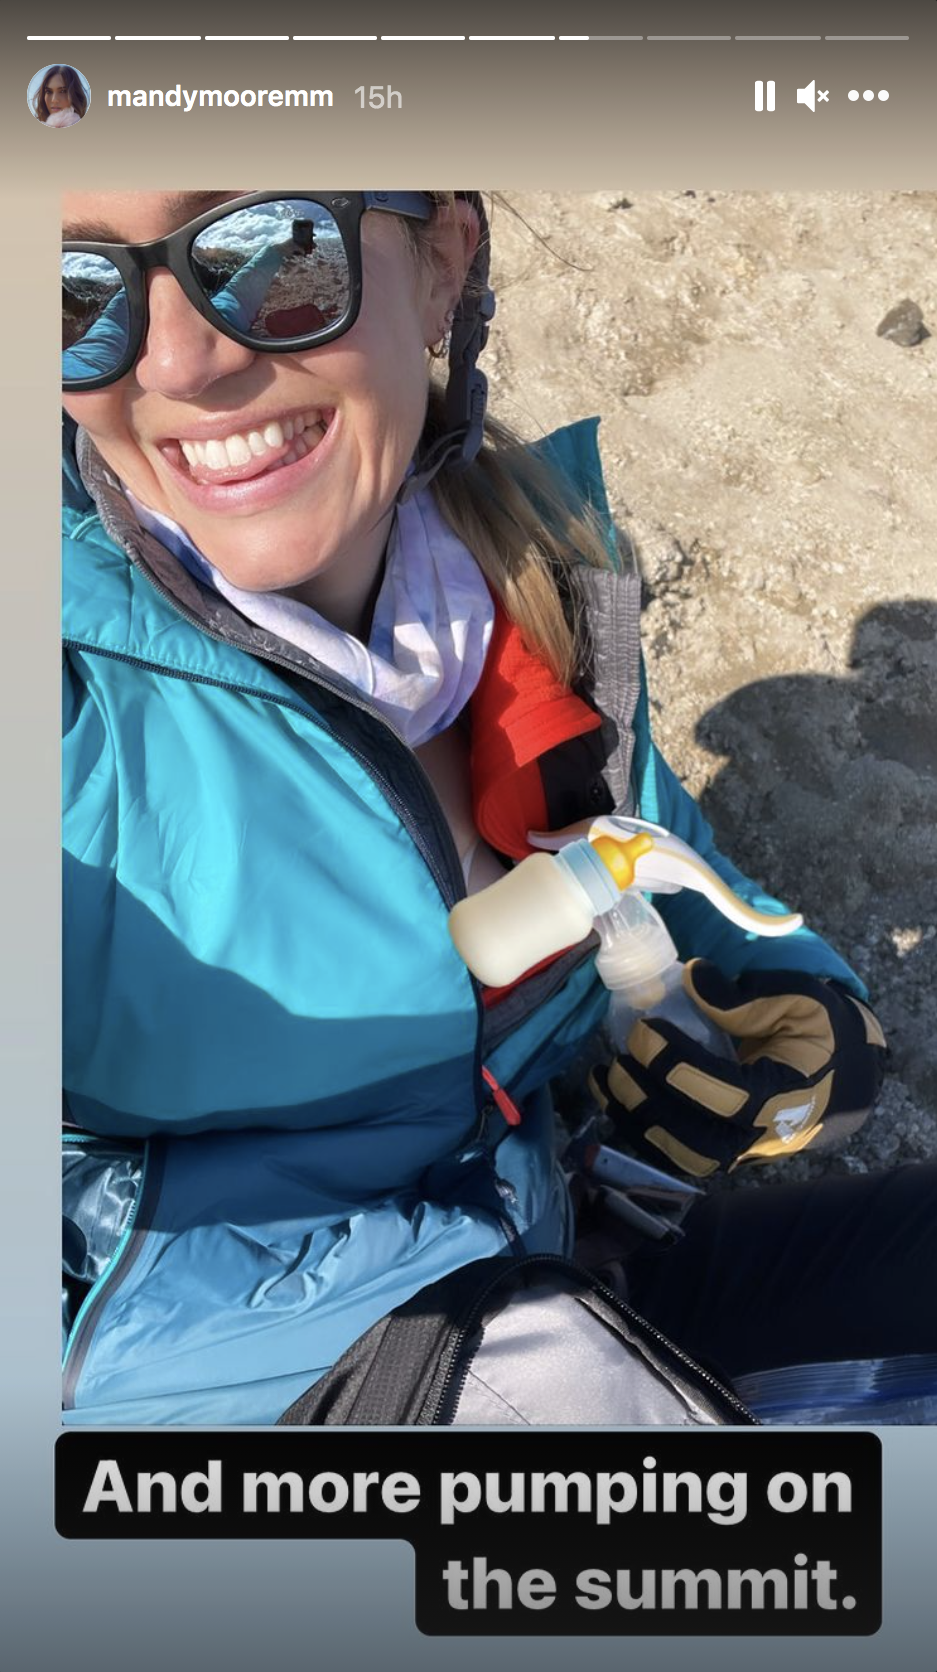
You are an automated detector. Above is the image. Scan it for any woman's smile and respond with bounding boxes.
[155,404,339,511]
[171,406,332,479]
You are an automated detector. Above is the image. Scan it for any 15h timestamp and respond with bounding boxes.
[355,86,403,108]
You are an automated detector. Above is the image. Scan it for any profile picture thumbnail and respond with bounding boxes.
[29,64,89,128]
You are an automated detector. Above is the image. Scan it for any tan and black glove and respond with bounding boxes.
[589,960,888,1178]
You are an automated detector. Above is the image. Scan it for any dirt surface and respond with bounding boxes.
[489,190,937,1177]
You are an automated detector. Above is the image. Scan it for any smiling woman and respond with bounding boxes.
[61,188,937,1429]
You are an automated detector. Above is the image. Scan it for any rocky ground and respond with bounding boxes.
[489,190,937,1180]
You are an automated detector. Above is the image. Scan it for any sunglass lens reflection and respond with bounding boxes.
[191,199,351,341]
[62,253,132,382]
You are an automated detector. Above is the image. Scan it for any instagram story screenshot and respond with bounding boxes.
[2,1,936,1666]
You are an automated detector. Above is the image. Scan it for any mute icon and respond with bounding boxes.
[797,79,817,111]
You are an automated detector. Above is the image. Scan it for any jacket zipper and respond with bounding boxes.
[62,1140,164,1408]
[424,1251,758,1426]
[480,1066,522,1126]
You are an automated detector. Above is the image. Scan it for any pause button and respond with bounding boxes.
[755,80,776,112]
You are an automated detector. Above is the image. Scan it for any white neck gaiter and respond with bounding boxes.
[127,485,495,747]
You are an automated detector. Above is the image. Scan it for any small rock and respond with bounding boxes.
[876,299,930,347]
[609,197,633,211]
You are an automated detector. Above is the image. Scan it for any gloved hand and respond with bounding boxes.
[588,960,888,1177]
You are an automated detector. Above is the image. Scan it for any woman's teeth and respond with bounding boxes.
[179,411,328,475]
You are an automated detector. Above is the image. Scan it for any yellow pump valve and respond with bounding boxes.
[590,831,655,891]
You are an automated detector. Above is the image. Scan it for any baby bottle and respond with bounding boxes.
[594,891,736,1060]
[447,833,653,990]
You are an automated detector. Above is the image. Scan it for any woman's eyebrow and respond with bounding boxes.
[163,189,244,222]
[63,220,122,242]
[63,191,244,244]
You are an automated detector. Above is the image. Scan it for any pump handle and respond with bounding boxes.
[527,816,803,938]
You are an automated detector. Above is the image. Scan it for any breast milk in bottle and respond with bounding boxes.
[447,834,651,989]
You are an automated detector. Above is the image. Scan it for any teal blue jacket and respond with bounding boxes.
[62,418,862,1424]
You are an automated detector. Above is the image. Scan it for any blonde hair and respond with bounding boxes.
[428,392,616,686]
[413,195,618,688]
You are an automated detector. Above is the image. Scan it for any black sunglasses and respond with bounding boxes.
[62,190,435,392]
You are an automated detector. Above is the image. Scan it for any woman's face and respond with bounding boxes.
[62,191,473,619]
[45,74,72,113]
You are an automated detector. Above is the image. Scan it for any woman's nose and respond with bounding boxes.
[134,271,257,399]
